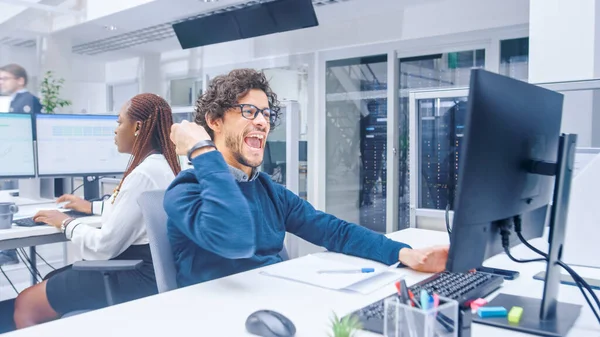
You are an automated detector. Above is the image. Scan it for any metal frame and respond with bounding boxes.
[408,88,469,227]
[106,80,139,114]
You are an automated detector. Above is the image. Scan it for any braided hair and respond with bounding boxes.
[112,93,181,203]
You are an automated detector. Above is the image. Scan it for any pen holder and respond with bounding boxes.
[383,296,459,337]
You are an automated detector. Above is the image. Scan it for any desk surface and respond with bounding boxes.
[0,191,101,246]
[3,228,599,337]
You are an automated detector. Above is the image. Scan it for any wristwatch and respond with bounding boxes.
[187,140,216,162]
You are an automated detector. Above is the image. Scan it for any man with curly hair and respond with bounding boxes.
[165,68,449,287]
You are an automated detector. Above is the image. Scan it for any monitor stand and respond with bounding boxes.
[83,176,101,201]
[473,134,582,337]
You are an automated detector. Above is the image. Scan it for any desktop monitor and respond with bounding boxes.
[0,113,35,178]
[447,69,582,336]
[35,114,130,177]
[446,69,562,273]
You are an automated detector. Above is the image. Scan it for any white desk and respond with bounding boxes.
[0,192,101,251]
[0,191,101,284]
[2,228,599,337]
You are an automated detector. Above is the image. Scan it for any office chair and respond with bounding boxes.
[61,259,143,318]
[136,190,291,294]
[137,190,178,293]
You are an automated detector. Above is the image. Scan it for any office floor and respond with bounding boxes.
[0,243,66,301]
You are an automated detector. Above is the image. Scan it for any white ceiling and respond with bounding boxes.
[0,0,439,61]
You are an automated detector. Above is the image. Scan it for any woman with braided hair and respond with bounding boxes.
[14,93,181,328]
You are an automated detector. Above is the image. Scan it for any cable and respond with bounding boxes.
[35,251,56,271]
[557,260,600,323]
[513,215,547,257]
[512,216,600,324]
[445,203,452,237]
[70,176,110,196]
[0,266,18,295]
[71,183,84,194]
[502,246,547,264]
[15,249,42,282]
[499,221,546,263]
[17,248,42,281]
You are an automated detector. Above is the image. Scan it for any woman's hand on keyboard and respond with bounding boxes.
[56,194,92,214]
[32,210,70,229]
[399,245,449,273]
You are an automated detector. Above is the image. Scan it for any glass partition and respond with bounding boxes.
[325,55,388,232]
[399,49,484,228]
[417,96,467,210]
[168,78,203,107]
[410,79,600,227]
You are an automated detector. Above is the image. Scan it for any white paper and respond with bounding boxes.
[260,254,402,294]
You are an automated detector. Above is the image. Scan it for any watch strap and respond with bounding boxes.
[187,140,216,162]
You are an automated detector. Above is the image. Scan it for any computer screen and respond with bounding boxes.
[446,69,563,272]
[0,113,35,178]
[36,114,131,176]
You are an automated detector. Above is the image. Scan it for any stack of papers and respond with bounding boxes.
[260,255,402,294]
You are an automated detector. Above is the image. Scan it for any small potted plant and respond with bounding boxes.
[40,70,72,113]
[329,313,362,337]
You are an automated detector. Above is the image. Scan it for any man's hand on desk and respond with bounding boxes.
[32,210,69,229]
[399,245,449,273]
[56,194,92,214]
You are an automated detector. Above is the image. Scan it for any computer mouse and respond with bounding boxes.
[245,310,296,337]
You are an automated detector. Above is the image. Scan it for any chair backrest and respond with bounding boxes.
[279,245,290,261]
[138,190,178,293]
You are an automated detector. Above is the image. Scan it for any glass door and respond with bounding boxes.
[325,55,388,233]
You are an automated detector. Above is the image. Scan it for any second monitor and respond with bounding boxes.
[35,114,130,177]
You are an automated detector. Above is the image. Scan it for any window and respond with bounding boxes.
[169,78,203,107]
[107,82,138,113]
[500,37,529,81]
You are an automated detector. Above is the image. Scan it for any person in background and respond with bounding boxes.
[0,63,42,266]
[13,93,181,328]
[0,64,42,114]
[165,69,449,288]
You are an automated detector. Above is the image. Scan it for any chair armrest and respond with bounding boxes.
[72,260,143,272]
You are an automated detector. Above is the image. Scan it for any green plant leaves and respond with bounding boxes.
[328,312,362,337]
[40,70,72,114]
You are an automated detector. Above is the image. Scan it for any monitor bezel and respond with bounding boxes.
[0,112,36,179]
[34,113,128,177]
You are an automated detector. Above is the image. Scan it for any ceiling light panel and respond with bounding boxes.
[0,36,35,48]
[73,0,353,55]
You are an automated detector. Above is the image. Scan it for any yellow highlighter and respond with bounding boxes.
[508,306,524,325]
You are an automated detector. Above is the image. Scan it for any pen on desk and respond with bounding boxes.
[317,268,374,274]
[396,281,417,337]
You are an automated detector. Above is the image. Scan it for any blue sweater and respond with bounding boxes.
[164,151,411,287]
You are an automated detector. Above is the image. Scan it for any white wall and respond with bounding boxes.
[106,56,140,83]
[0,45,37,88]
[529,0,598,82]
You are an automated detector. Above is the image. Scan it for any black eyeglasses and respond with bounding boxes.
[235,104,277,125]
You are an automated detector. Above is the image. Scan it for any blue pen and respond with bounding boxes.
[317,267,375,274]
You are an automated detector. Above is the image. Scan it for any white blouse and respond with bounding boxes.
[65,154,176,261]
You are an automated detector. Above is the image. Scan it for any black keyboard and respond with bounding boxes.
[14,210,90,227]
[351,271,504,334]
